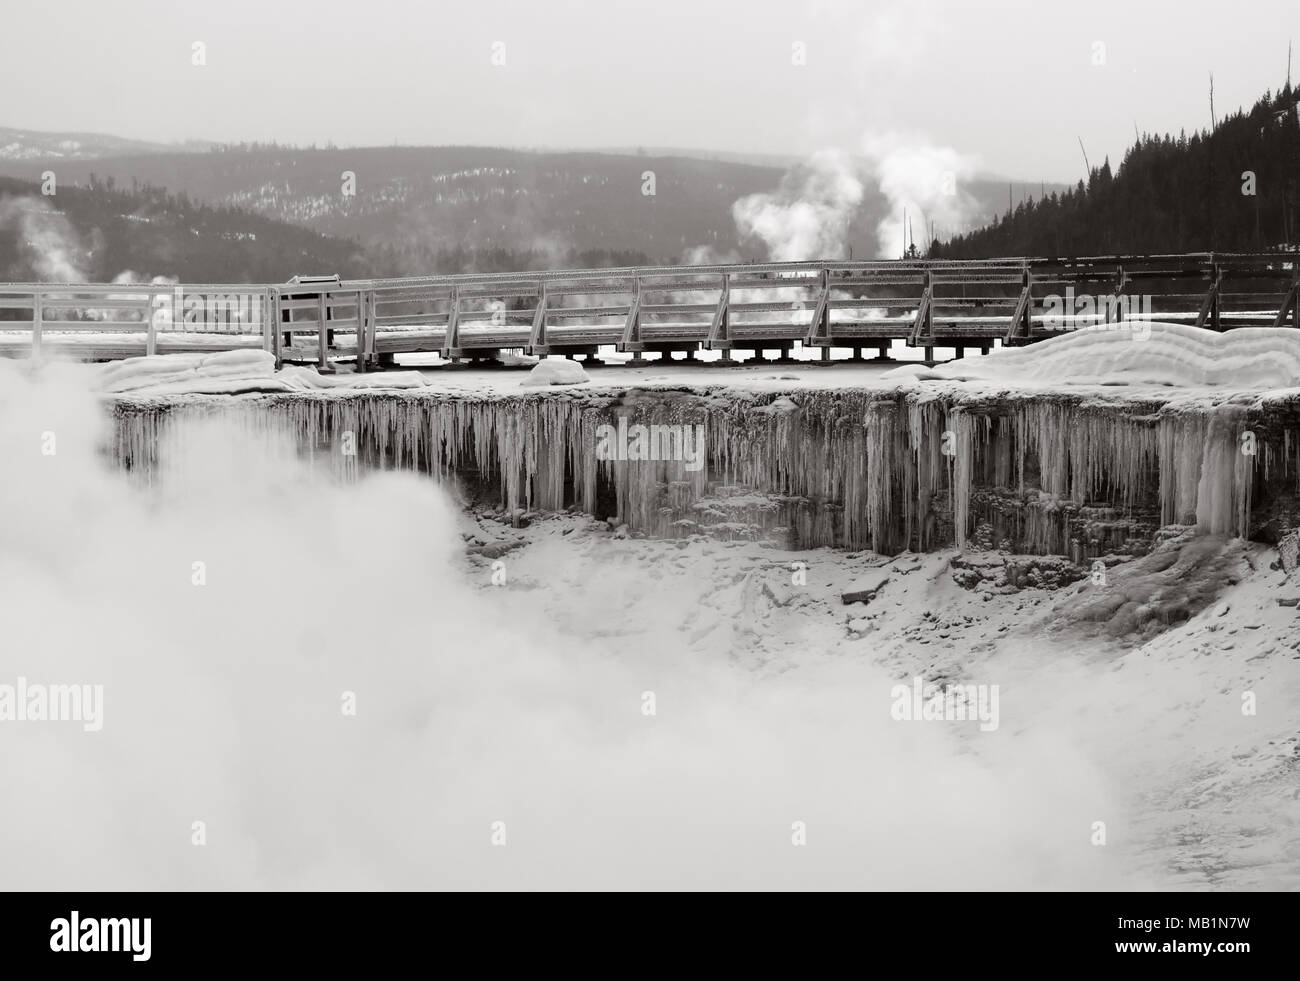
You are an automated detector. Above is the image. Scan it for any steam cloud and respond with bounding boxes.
[0,195,91,281]
[861,133,979,259]
[727,139,981,262]
[0,360,1159,889]
[732,151,864,262]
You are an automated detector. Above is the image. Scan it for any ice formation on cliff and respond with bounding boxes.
[108,385,1299,557]
[94,323,1300,555]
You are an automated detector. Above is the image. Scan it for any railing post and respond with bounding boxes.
[804,266,831,347]
[910,270,934,346]
[1114,265,1125,323]
[620,277,643,354]
[261,286,273,355]
[529,281,549,353]
[317,291,330,371]
[1195,258,1221,331]
[368,288,378,365]
[1006,268,1033,346]
[1211,261,1222,332]
[441,285,461,360]
[32,289,42,359]
[1294,263,1300,329]
[271,288,283,369]
[706,272,730,351]
[355,289,366,372]
[146,288,157,357]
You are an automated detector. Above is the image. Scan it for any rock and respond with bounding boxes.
[1279,530,1300,575]
[1278,597,1300,607]
[762,581,797,607]
[891,554,923,574]
[842,569,890,605]
[950,552,1085,591]
[613,524,630,540]
[466,540,523,559]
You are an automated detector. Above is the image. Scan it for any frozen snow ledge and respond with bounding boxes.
[96,350,430,397]
[885,322,1300,390]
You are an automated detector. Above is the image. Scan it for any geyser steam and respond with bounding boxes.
[0,360,1148,889]
[732,150,864,261]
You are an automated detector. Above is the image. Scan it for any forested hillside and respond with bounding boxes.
[932,86,1300,258]
[0,176,368,282]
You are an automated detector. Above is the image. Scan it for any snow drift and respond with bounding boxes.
[887,322,1300,389]
[520,358,590,387]
[96,350,429,396]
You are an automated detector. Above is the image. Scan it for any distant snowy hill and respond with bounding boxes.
[0,127,212,162]
[0,134,1066,269]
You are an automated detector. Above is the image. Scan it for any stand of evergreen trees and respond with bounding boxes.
[931,86,1300,259]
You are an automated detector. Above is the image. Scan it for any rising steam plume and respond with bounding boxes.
[729,138,981,261]
[0,195,91,281]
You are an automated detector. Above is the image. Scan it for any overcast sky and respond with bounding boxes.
[5,0,1297,182]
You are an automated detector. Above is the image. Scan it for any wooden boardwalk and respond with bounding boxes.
[2,253,1297,369]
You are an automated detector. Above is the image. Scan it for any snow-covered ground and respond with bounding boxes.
[464,509,1300,889]
[8,322,1284,405]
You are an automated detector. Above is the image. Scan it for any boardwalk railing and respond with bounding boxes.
[2,253,1297,368]
[0,283,275,360]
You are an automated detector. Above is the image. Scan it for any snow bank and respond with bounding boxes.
[521,358,590,387]
[887,323,1300,389]
[95,350,428,396]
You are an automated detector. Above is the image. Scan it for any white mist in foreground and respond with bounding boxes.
[0,360,1146,890]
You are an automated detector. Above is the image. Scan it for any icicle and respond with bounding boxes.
[106,383,1289,556]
